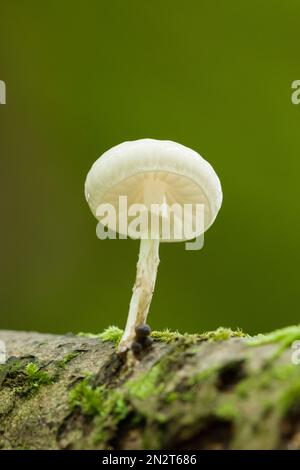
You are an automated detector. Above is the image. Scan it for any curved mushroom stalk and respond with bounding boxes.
[118,238,160,354]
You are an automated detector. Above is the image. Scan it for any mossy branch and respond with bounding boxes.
[1,325,300,449]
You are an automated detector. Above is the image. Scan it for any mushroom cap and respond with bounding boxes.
[85,139,222,241]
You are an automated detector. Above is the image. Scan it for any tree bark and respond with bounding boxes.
[0,328,300,450]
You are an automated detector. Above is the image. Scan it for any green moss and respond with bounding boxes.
[68,338,199,445]
[68,344,184,444]
[6,359,23,373]
[150,326,245,346]
[215,401,238,420]
[271,364,296,381]
[152,329,183,343]
[69,375,104,415]
[25,362,39,376]
[69,374,130,445]
[164,391,179,403]
[69,375,129,418]
[25,362,54,389]
[76,325,300,366]
[181,391,194,402]
[7,323,300,449]
[279,382,300,416]
[236,363,299,400]
[78,326,183,345]
[261,400,274,415]
[92,392,130,444]
[77,326,246,349]
[57,351,80,369]
[77,331,100,339]
[65,327,300,448]
[125,364,164,400]
[0,358,56,396]
[199,327,246,342]
[247,324,300,358]
[236,373,265,398]
[98,326,123,344]
[125,335,219,405]
[153,327,245,344]
[78,326,123,345]
[187,366,219,386]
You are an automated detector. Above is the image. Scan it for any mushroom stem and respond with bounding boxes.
[118,238,160,353]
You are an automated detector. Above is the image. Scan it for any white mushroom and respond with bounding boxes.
[85,139,222,354]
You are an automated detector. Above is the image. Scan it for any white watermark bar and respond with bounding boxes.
[95,196,205,250]
[0,80,6,104]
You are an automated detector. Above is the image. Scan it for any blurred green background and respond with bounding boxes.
[1,1,299,336]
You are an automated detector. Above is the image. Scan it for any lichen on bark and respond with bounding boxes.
[1,326,300,449]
